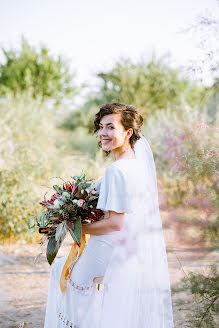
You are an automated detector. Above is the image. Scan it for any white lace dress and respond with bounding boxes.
[44,159,174,328]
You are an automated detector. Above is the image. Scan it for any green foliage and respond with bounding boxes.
[0,166,37,236]
[62,54,203,133]
[199,215,219,248]
[96,55,203,114]
[67,127,99,158]
[144,102,219,250]
[47,235,63,265]
[0,92,69,239]
[0,91,109,241]
[146,100,218,326]
[0,93,49,237]
[145,104,219,202]
[173,265,219,327]
[60,102,98,134]
[0,37,78,104]
[68,218,82,247]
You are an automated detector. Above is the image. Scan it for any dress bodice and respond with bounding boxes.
[90,159,149,244]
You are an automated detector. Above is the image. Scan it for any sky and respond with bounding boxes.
[0,0,218,96]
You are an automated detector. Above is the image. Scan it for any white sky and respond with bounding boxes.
[0,0,218,91]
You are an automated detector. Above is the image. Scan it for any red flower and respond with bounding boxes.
[63,182,79,194]
[87,212,95,219]
[79,194,85,200]
[51,193,60,201]
[69,184,76,191]
[39,201,48,206]
[92,209,103,220]
[72,185,79,195]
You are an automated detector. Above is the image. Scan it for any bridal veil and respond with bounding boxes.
[94,133,175,328]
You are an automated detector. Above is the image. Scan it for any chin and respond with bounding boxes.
[102,146,111,152]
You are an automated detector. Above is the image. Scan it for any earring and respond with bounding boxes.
[124,143,130,152]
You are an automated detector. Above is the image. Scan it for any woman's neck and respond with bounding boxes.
[113,149,136,161]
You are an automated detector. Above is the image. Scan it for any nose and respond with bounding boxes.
[99,128,108,137]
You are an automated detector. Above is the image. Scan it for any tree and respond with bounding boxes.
[181,6,219,123]
[62,54,203,132]
[94,55,203,116]
[0,37,78,104]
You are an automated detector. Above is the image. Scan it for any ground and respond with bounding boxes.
[0,227,217,328]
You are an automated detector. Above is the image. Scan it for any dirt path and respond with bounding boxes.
[0,234,217,328]
[0,243,54,328]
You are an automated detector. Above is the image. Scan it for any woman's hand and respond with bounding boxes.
[81,222,89,235]
[81,211,124,236]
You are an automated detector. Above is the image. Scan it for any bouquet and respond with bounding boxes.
[28,172,104,265]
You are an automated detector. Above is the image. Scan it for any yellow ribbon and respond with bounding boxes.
[60,233,86,294]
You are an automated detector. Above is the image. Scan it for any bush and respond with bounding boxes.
[0,37,78,104]
[172,265,219,328]
[61,55,204,133]
[0,92,114,241]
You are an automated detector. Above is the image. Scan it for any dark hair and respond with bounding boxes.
[93,102,144,157]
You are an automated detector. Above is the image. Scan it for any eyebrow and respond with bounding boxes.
[99,123,114,126]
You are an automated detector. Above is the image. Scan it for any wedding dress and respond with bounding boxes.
[44,135,174,328]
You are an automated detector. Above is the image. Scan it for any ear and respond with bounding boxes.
[127,128,133,138]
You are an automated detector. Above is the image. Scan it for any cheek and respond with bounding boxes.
[110,130,123,144]
[109,130,120,142]
[98,130,102,139]
[108,130,116,137]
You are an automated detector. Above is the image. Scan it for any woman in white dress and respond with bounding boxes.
[44,102,174,328]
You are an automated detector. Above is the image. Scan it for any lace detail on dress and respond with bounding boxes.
[68,276,95,293]
[58,311,79,328]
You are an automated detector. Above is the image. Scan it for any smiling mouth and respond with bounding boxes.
[102,139,111,143]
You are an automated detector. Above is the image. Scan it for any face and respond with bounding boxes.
[98,113,132,152]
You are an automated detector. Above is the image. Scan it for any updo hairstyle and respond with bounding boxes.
[93,102,144,157]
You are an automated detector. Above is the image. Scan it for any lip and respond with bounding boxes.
[102,139,111,144]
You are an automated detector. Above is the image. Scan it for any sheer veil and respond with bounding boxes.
[96,133,175,328]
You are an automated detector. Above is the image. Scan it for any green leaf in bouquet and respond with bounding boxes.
[76,182,83,198]
[71,174,79,180]
[53,185,63,194]
[39,211,51,226]
[67,218,82,247]
[84,182,92,189]
[55,222,67,243]
[72,170,84,182]
[27,211,50,231]
[46,235,62,265]
[27,214,38,229]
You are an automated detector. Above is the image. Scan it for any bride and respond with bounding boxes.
[44,102,174,328]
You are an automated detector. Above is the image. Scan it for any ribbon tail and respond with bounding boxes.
[60,234,86,295]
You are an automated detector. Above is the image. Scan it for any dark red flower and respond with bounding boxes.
[79,193,85,200]
[72,185,79,195]
[39,201,48,206]
[51,193,60,201]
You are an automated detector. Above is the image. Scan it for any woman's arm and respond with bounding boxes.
[82,211,125,236]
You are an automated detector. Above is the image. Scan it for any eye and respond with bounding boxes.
[99,125,114,129]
